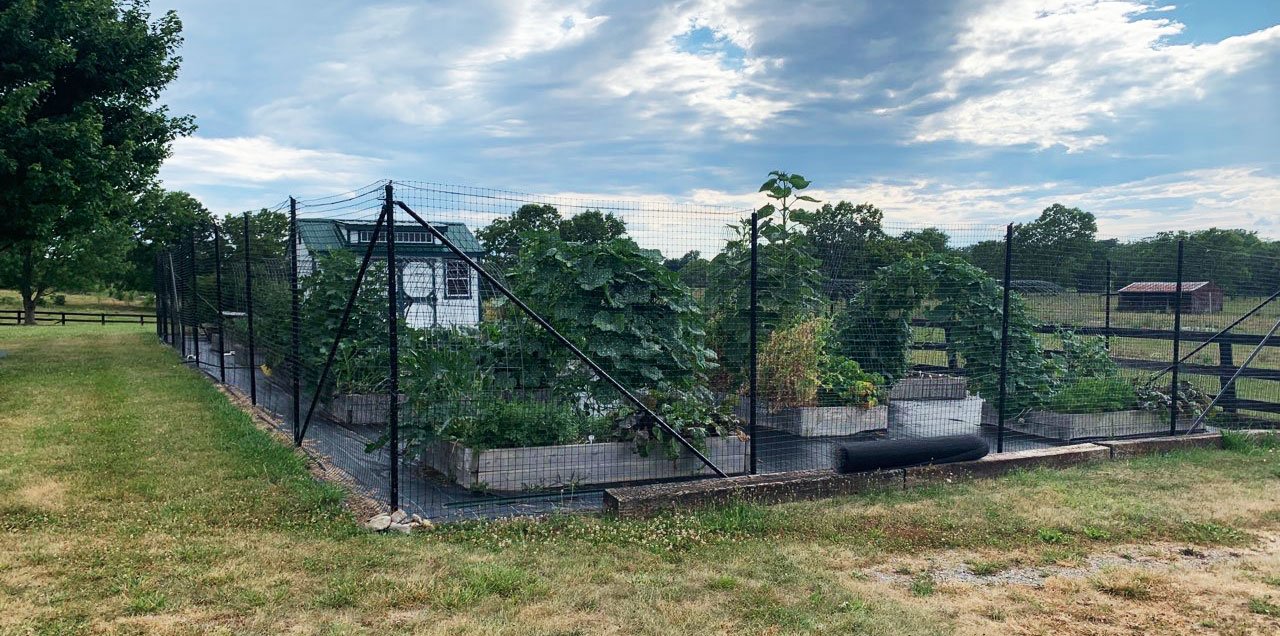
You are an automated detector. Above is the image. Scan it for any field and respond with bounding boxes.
[2,325,1280,634]
[0,290,153,322]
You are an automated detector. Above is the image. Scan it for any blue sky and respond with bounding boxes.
[154,0,1280,241]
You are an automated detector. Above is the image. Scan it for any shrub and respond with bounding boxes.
[52,294,66,306]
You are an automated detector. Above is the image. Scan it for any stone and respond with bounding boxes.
[365,514,392,531]
[390,509,407,523]
[388,523,413,534]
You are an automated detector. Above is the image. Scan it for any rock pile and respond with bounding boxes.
[364,509,432,533]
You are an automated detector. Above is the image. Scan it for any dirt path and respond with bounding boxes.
[860,532,1280,635]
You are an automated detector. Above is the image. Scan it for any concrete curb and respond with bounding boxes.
[903,443,1109,488]
[603,432,1240,519]
[1094,432,1222,459]
[603,468,904,518]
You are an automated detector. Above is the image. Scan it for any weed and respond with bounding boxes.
[1248,596,1280,617]
[967,559,1011,576]
[909,574,936,597]
[1091,570,1164,600]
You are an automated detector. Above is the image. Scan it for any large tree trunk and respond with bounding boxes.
[20,243,36,325]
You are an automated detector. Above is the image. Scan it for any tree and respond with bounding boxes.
[475,204,561,275]
[1014,204,1098,288]
[558,209,626,245]
[0,0,194,323]
[898,227,950,256]
[217,209,289,262]
[804,201,900,293]
[117,189,213,291]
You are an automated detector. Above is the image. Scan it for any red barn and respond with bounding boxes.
[1116,281,1224,314]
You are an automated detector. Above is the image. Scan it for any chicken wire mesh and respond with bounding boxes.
[152,180,1280,522]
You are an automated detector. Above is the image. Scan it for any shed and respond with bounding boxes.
[1115,281,1223,314]
[296,218,485,328]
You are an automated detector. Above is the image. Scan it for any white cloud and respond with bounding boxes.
[912,0,1280,150]
[160,136,385,211]
[594,0,790,136]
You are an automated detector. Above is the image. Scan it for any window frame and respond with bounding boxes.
[443,259,471,300]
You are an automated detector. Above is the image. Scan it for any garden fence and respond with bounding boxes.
[155,180,1280,522]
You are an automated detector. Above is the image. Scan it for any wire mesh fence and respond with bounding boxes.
[154,180,1280,522]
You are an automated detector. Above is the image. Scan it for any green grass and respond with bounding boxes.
[0,288,152,316]
[2,325,1280,634]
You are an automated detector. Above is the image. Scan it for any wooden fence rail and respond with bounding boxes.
[3,310,155,326]
[907,318,1280,419]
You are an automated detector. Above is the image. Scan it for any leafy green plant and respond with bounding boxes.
[707,171,825,382]
[758,317,883,410]
[1057,330,1120,378]
[1045,377,1138,413]
[508,231,713,397]
[834,254,1058,415]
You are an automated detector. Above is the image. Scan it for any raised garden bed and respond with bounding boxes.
[324,393,405,426]
[420,436,750,491]
[764,405,889,437]
[1006,409,1187,441]
[888,374,967,401]
[889,396,984,428]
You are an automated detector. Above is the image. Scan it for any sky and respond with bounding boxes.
[152,0,1280,244]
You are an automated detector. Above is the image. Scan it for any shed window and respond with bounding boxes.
[444,260,471,299]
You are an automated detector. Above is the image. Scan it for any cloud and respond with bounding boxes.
[593,0,791,136]
[163,136,383,185]
[911,0,1280,151]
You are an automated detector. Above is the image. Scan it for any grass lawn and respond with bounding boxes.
[3,326,1280,634]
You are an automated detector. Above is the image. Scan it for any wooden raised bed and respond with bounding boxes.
[324,393,405,426]
[1001,408,1187,441]
[888,375,967,401]
[764,405,889,437]
[420,436,749,491]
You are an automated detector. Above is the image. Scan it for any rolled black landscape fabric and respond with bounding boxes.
[832,434,989,473]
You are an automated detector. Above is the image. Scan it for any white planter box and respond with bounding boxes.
[1005,409,1181,441]
[420,436,749,491]
[888,376,967,401]
[765,405,888,437]
[325,393,405,426]
[890,396,985,428]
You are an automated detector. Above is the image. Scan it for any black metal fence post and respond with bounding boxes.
[748,209,759,475]
[385,184,400,511]
[244,212,258,406]
[996,223,1014,454]
[154,254,165,340]
[214,224,226,383]
[178,248,187,359]
[1170,239,1185,435]
[289,197,301,446]
[189,232,200,369]
[1104,259,1112,351]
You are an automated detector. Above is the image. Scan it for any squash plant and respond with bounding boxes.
[834,254,1059,416]
[504,231,737,457]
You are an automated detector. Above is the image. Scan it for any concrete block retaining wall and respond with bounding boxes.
[604,432,1228,518]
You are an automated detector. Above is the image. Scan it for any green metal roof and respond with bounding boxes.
[297,218,484,257]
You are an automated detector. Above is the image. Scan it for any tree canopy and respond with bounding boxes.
[0,0,193,321]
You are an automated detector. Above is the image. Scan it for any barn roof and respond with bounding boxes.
[297,218,483,257]
[1117,281,1217,293]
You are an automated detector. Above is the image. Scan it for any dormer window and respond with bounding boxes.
[351,229,435,244]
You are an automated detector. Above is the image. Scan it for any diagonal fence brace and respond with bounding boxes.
[393,199,728,478]
[297,206,390,444]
